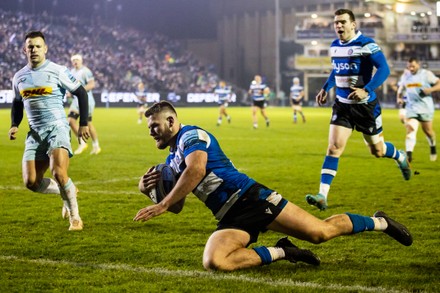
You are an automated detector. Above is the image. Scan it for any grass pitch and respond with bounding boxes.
[0,106,439,292]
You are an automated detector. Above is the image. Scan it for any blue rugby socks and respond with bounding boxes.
[346,213,388,233]
[319,156,339,198]
[253,246,285,265]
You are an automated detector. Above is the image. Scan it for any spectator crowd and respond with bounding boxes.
[0,9,219,93]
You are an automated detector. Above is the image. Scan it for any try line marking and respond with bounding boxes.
[0,255,407,293]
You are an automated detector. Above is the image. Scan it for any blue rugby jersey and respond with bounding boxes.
[165,125,255,217]
[323,31,390,104]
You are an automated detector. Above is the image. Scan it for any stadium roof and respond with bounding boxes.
[0,0,437,38]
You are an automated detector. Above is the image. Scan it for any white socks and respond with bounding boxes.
[59,178,80,220]
[267,247,286,261]
[319,184,330,199]
[372,217,388,231]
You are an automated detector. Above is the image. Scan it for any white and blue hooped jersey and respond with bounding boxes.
[249,82,267,101]
[166,125,255,217]
[71,65,95,106]
[398,69,438,114]
[324,31,389,104]
[214,86,231,104]
[290,84,304,102]
[12,60,81,131]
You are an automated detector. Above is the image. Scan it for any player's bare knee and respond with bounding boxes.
[308,229,332,244]
[203,256,230,271]
[309,233,327,244]
[202,257,216,271]
[327,145,342,156]
[203,251,239,272]
[51,171,68,187]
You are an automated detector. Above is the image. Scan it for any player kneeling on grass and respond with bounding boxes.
[134,101,413,272]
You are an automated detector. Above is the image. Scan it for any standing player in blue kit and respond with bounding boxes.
[305,9,411,211]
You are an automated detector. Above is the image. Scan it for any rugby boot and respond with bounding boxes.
[69,218,83,231]
[397,150,411,180]
[74,143,88,155]
[275,237,321,266]
[305,193,328,211]
[373,211,413,246]
[90,147,102,155]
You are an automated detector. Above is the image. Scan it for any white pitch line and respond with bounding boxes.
[0,177,140,193]
[75,176,140,185]
[0,186,139,195]
[0,255,408,293]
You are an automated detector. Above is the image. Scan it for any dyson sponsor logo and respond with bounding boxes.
[332,61,358,73]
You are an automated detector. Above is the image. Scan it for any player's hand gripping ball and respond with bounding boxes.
[147,164,185,214]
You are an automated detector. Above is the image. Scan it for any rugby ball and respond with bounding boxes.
[147,164,185,214]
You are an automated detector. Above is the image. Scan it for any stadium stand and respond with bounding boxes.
[0,9,220,93]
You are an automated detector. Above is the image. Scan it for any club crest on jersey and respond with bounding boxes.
[348,49,353,55]
[20,86,52,98]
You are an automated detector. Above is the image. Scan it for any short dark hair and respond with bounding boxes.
[25,31,46,42]
[335,9,355,22]
[408,57,419,63]
[145,100,177,118]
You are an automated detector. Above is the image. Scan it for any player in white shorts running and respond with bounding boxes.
[67,54,101,155]
[397,57,440,162]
